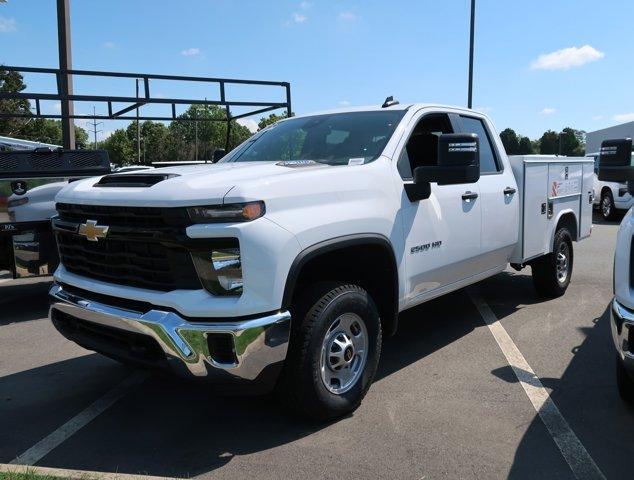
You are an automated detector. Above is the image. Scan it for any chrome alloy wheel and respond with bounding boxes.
[602,195,612,218]
[320,313,368,395]
[556,241,570,284]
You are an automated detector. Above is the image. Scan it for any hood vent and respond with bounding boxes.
[95,173,179,188]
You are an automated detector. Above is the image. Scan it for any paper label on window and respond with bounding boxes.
[348,158,365,165]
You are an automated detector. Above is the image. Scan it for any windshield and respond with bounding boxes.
[224,111,405,166]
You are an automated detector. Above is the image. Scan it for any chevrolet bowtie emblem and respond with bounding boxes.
[78,220,109,242]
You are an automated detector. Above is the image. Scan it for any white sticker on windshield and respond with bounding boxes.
[348,158,365,166]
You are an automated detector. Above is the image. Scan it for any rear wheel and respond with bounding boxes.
[278,282,382,420]
[616,355,634,405]
[601,190,617,221]
[531,227,573,298]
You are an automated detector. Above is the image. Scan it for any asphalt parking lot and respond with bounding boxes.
[1,213,633,480]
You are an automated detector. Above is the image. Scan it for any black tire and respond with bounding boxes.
[278,282,382,421]
[601,190,617,221]
[616,355,634,405]
[531,227,573,298]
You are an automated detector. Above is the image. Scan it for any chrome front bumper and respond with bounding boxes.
[49,284,291,385]
[611,298,634,372]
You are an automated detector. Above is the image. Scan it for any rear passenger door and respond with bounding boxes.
[457,115,519,271]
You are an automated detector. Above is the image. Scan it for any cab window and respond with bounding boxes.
[460,116,500,174]
[398,113,454,180]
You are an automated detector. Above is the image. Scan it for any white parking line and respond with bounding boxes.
[10,370,149,466]
[469,291,606,480]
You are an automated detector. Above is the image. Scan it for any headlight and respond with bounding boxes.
[188,201,265,223]
[191,240,243,296]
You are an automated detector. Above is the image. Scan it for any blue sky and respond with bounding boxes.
[1,0,632,141]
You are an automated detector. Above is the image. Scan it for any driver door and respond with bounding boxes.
[397,111,482,305]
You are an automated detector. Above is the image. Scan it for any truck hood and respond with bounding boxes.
[55,161,331,207]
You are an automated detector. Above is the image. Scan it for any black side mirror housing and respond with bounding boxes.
[598,138,634,182]
[415,133,480,186]
[212,148,226,163]
[407,133,480,201]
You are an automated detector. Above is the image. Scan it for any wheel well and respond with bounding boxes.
[283,239,399,337]
[556,212,578,241]
[601,186,613,198]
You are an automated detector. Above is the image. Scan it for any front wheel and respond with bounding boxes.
[278,282,382,420]
[531,227,573,298]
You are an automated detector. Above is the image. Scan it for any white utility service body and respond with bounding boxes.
[48,103,591,419]
[509,155,594,264]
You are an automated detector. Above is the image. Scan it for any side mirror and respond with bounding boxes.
[212,148,226,163]
[414,133,480,187]
[598,138,634,182]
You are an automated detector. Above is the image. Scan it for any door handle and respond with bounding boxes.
[462,191,478,201]
[503,187,517,195]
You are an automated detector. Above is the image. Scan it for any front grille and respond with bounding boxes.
[55,203,202,292]
[56,202,192,229]
[56,231,201,291]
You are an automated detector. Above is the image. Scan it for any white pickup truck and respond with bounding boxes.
[49,101,593,419]
[597,138,634,404]
[587,152,634,220]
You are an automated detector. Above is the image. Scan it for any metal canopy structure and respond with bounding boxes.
[0,65,292,151]
[0,65,291,122]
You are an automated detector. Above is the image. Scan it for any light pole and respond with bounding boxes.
[57,0,75,148]
[467,0,475,109]
[135,78,141,163]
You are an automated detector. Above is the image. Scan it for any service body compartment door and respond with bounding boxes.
[548,164,583,243]
[522,163,550,260]
[579,162,594,239]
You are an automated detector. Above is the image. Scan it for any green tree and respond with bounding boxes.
[168,105,252,161]
[258,112,291,131]
[101,128,134,165]
[539,130,560,155]
[0,68,31,137]
[20,118,88,148]
[560,127,585,156]
[499,128,520,154]
[517,136,534,154]
[123,120,172,164]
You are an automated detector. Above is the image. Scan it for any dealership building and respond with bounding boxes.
[586,121,634,155]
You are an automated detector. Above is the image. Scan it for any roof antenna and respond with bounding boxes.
[382,96,399,108]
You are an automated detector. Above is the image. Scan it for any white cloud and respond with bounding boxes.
[292,12,307,23]
[338,11,358,22]
[0,15,17,33]
[181,47,201,56]
[237,118,259,133]
[613,113,634,123]
[52,102,61,112]
[103,41,115,48]
[338,100,351,107]
[530,45,604,71]
[300,1,313,9]
[540,107,556,115]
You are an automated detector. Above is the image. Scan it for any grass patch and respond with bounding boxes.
[0,470,69,480]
